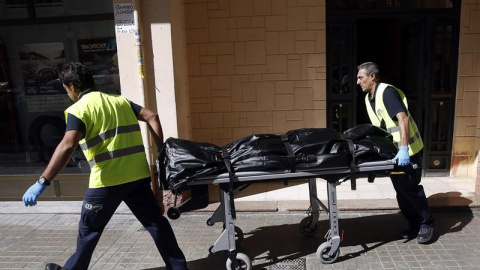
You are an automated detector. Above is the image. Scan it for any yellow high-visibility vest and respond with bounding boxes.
[65,91,150,188]
[365,83,423,156]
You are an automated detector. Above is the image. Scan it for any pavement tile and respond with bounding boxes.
[1,204,480,270]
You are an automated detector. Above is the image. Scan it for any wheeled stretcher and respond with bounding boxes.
[158,126,398,268]
[161,160,395,268]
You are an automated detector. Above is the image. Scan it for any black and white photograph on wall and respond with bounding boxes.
[18,42,65,96]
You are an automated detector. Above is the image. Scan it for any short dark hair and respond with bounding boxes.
[357,62,380,79]
[59,62,95,91]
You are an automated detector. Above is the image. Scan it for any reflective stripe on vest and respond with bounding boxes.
[79,124,140,151]
[365,83,423,156]
[395,131,422,147]
[386,115,414,133]
[88,144,145,167]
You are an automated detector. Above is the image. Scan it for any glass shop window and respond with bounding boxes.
[0,0,118,175]
[3,0,112,18]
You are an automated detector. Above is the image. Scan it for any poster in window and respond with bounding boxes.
[19,42,65,95]
[77,37,120,94]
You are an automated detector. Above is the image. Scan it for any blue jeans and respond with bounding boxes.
[64,177,188,270]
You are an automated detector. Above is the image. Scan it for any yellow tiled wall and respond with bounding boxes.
[182,0,480,185]
[454,0,480,180]
[185,0,326,146]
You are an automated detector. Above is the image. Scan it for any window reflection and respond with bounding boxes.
[433,25,453,93]
[331,25,350,94]
[331,103,351,132]
[429,101,451,153]
[0,0,115,175]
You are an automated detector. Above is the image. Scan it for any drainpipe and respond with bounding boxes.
[131,2,162,202]
[131,2,150,162]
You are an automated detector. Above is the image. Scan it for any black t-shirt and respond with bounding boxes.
[368,84,407,123]
[66,101,143,138]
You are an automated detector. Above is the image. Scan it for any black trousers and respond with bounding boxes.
[64,177,188,270]
[390,153,434,229]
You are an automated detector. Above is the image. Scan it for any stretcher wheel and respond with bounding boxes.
[167,207,181,220]
[235,226,244,246]
[299,216,318,236]
[316,242,340,264]
[226,252,251,270]
[206,218,215,226]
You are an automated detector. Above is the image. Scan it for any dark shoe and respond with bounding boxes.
[416,226,434,244]
[45,263,63,270]
[400,228,418,239]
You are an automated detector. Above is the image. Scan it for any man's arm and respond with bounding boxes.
[393,111,411,166]
[41,130,84,181]
[22,129,83,206]
[137,107,164,150]
[396,111,410,147]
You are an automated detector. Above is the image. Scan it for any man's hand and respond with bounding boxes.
[393,145,410,166]
[22,182,48,206]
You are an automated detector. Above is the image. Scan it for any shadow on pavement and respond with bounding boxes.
[143,208,474,270]
[428,191,474,208]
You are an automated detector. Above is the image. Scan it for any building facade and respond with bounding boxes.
[0,0,479,201]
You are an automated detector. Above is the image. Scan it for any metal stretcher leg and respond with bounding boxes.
[206,183,249,227]
[299,178,327,236]
[316,180,341,264]
[209,187,252,270]
[208,190,235,253]
[206,197,225,226]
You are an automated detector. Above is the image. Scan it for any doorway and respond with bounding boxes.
[326,1,461,176]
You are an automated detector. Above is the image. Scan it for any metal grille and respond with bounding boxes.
[269,258,306,270]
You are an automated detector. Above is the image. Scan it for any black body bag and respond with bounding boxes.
[343,123,392,141]
[159,137,225,191]
[282,128,350,170]
[337,124,398,163]
[223,134,291,172]
[352,134,398,163]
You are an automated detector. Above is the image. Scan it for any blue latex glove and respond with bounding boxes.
[22,182,47,206]
[393,145,410,166]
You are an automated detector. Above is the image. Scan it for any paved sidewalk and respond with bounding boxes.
[1,175,478,269]
[1,202,479,270]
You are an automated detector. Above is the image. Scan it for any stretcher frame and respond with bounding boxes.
[177,160,395,268]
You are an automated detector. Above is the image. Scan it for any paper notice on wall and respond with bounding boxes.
[114,3,136,34]
[26,94,71,112]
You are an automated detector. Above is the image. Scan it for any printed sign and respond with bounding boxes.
[114,3,136,34]
[77,38,119,94]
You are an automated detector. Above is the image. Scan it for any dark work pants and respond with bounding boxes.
[390,153,434,230]
[64,177,188,270]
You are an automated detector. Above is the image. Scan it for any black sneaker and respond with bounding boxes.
[416,227,434,244]
[400,228,418,239]
[45,263,63,270]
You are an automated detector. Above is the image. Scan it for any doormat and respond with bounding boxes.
[269,258,306,270]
